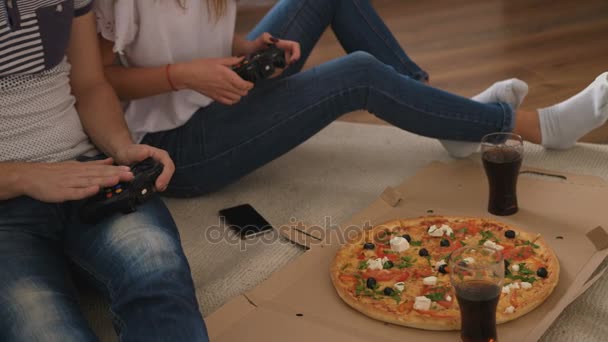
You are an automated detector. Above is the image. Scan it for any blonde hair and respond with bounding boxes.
[175,0,227,17]
[208,0,227,17]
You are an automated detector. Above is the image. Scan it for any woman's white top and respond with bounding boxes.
[95,0,237,142]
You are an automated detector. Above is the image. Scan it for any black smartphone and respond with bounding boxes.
[219,204,274,238]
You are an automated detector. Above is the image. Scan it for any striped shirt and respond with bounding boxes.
[0,0,96,162]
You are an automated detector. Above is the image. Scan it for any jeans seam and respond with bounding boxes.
[66,253,115,297]
[66,250,131,331]
[278,0,308,38]
[498,102,515,132]
[113,308,127,341]
[351,0,420,76]
[200,115,207,158]
[368,85,510,127]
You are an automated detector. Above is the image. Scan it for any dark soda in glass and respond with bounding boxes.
[456,280,501,342]
[482,147,522,216]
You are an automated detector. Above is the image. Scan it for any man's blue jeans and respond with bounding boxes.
[142,0,514,198]
[0,195,208,341]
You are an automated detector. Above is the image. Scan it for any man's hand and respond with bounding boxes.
[172,57,254,105]
[17,158,134,203]
[114,144,175,191]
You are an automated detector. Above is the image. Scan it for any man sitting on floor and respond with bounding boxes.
[0,1,208,341]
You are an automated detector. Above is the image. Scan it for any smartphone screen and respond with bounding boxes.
[219,204,274,238]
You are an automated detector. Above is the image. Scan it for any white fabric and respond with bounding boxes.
[0,59,95,162]
[79,122,608,342]
[540,71,608,150]
[94,0,237,142]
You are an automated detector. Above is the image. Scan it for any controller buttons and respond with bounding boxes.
[106,193,113,199]
[116,188,123,194]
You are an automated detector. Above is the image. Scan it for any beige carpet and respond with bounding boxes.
[81,121,608,341]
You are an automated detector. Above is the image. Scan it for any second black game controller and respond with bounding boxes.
[80,158,164,223]
[232,44,287,83]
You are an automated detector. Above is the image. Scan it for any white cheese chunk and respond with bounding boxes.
[390,236,410,252]
[423,276,438,286]
[463,257,475,264]
[504,305,515,314]
[521,282,533,289]
[445,295,452,302]
[510,282,520,289]
[483,240,504,251]
[435,260,447,269]
[502,286,511,294]
[428,225,445,237]
[414,296,432,311]
[381,257,389,264]
[394,282,405,292]
[367,258,383,270]
[483,240,496,249]
[440,224,454,236]
[511,264,520,272]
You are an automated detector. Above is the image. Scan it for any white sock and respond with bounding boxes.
[539,72,608,149]
[440,79,529,158]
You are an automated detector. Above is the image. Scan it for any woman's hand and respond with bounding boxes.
[114,144,175,191]
[234,33,301,78]
[17,158,134,203]
[172,57,253,105]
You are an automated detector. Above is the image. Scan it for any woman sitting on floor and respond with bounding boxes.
[94,0,608,197]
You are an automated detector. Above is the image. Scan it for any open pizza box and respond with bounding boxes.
[206,159,608,341]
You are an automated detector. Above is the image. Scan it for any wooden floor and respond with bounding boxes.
[236,0,608,143]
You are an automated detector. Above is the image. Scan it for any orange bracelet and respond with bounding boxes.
[166,64,178,91]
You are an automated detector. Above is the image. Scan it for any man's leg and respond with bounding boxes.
[0,197,97,342]
[64,196,207,342]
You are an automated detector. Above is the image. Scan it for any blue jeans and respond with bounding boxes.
[0,195,208,341]
[142,0,514,197]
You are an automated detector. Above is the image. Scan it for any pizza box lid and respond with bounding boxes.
[206,160,608,341]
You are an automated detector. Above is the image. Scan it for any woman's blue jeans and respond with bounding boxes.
[142,0,514,197]
[0,195,208,341]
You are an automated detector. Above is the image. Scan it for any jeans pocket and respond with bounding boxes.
[36,0,74,69]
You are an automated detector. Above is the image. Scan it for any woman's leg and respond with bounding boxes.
[514,109,542,144]
[247,0,429,81]
[64,196,208,342]
[144,52,514,197]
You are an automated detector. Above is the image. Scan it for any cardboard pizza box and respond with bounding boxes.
[206,160,608,342]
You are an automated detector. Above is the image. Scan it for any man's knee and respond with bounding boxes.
[107,223,189,274]
[0,280,96,342]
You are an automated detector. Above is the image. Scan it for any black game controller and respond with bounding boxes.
[80,158,164,223]
[232,44,287,83]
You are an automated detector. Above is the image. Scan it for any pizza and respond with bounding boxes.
[329,216,560,330]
